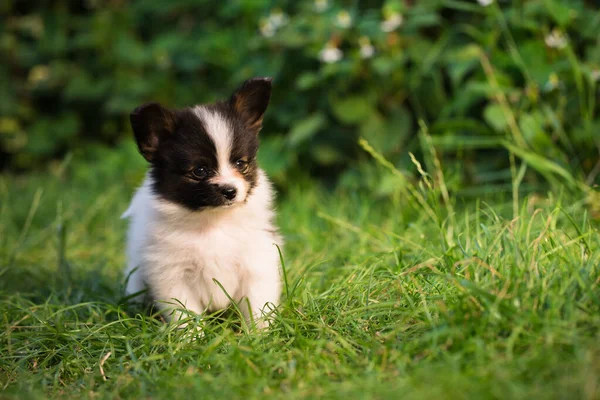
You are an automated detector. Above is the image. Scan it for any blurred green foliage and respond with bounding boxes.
[1,0,599,191]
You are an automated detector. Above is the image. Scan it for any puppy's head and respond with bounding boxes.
[130,77,272,211]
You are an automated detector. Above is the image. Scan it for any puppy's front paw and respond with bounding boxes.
[254,318,270,331]
[177,322,205,343]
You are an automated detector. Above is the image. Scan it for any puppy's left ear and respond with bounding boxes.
[229,77,272,133]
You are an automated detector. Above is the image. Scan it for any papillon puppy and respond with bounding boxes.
[122,77,282,330]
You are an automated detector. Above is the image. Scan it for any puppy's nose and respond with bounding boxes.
[221,186,237,201]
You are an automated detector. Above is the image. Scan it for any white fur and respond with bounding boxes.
[122,170,282,329]
[193,106,249,203]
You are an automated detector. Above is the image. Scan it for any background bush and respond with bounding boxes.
[1,0,599,192]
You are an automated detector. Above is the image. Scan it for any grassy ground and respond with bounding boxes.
[1,147,599,399]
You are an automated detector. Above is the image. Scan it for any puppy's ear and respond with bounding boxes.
[229,77,272,133]
[130,102,175,162]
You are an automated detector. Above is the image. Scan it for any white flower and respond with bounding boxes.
[319,44,343,63]
[259,19,276,38]
[259,9,289,38]
[545,29,567,49]
[268,9,289,28]
[336,10,352,28]
[380,12,403,32]
[360,44,375,59]
[314,0,328,13]
[477,0,493,6]
[591,69,600,82]
[359,37,375,59]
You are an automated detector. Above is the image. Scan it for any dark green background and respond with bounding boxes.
[1,0,599,191]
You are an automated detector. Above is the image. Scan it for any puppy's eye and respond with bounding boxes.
[234,159,249,172]
[192,166,208,179]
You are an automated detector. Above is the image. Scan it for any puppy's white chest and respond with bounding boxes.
[157,226,248,310]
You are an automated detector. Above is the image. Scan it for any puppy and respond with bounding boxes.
[122,77,282,330]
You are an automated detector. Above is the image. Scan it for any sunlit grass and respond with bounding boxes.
[1,149,599,399]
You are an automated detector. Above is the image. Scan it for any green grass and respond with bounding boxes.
[1,148,599,399]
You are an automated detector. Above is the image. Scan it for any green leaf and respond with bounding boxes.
[330,95,375,125]
[287,113,326,147]
[360,107,412,155]
[296,73,320,90]
[516,40,557,85]
[519,112,553,149]
[543,0,575,27]
[359,113,387,154]
[484,104,508,133]
[502,141,575,185]
[446,44,481,85]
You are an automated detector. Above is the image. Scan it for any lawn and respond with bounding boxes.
[1,145,599,399]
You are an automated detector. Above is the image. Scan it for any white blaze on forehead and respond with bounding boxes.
[193,106,249,202]
[193,106,232,165]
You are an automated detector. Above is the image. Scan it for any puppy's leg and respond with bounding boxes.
[241,251,282,330]
[242,279,281,330]
[151,278,204,334]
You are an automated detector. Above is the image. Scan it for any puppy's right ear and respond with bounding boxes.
[130,102,175,162]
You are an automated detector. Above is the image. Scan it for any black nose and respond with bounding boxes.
[221,186,237,200]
